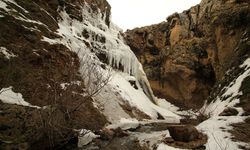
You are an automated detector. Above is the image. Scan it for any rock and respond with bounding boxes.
[58,0,65,6]
[219,107,239,116]
[112,127,129,137]
[168,125,200,142]
[125,0,250,109]
[98,128,115,140]
[165,125,208,149]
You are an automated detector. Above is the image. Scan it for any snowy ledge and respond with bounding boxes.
[0,87,40,108]
[0,47,17,59]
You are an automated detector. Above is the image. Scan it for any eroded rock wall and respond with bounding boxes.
[125,0,250,108]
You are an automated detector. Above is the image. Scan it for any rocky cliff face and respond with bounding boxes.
[125,0,250,108]
[0,0,111,149]
[0,0,250,149]
[0,0,180,149]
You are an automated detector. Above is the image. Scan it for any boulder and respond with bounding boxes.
[168,125,200,142]
[219,107,239,116]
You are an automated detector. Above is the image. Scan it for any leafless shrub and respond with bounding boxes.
[32,52,111,149]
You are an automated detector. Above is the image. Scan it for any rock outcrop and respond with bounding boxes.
[125,0,250,108]
[0,0,179,149]
[0,0,111,149]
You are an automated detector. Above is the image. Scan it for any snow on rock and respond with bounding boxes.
[0,0,10,12]
[157,143,184,150]
[92,86,132,123]
[106,118,140,130]
[110,73,180,120]
[197,58,250,150]
[46,3,181,122]
[0,0,47,28]
[107,118,180,133]
[0,47,17,59]
[60,81,81,90]
[201,58,250,116]
[156,98,180,113]
[6,0,29,13]
[134,130,170,149]
[197,116,249,150]
[77,129,100,147]
[0,87,40,108]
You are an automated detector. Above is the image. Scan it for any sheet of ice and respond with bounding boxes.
[77,129,100,147]
[0,47,16,59]
[0,87,40,108]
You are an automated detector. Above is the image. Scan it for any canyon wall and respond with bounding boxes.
[125,0,250,108]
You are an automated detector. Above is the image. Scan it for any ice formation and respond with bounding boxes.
[43,2,180,122]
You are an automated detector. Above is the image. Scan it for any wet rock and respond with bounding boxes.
[219,107,239,116]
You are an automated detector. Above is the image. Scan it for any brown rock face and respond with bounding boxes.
[125,0,250,108]
[168,125,200,142]
[0,0,111,149]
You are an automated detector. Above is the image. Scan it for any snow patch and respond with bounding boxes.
[134,130,170,149]
[42,36,62,45]
[197,116,249,150]
[76,129,100,147]
[107,118,140,130]
[60,81,81,90]
[0,87,40,108]
[7,0,29,13]
[157,143,184,150]
[0,1,10,12]
[0,47,16,59]
[201,58,250,116]
[197,58,250,150]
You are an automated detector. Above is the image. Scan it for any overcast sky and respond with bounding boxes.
[107,0,201,30]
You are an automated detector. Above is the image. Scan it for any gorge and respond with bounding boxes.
[0,0,249,150]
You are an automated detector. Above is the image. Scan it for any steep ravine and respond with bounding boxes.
[0,0,249,150]
[0,0,178,149]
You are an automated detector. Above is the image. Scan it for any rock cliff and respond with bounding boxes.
[0,0,178,149]
[125,0,250,108]
[0,0,250,149]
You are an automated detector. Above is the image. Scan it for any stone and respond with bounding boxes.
[98,128,115,140]
[125,0,250,109]
[219,107,239,116]
[168,125,200,142]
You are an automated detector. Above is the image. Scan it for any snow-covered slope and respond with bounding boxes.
[41,3,180,122]
[196,58,250,150]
